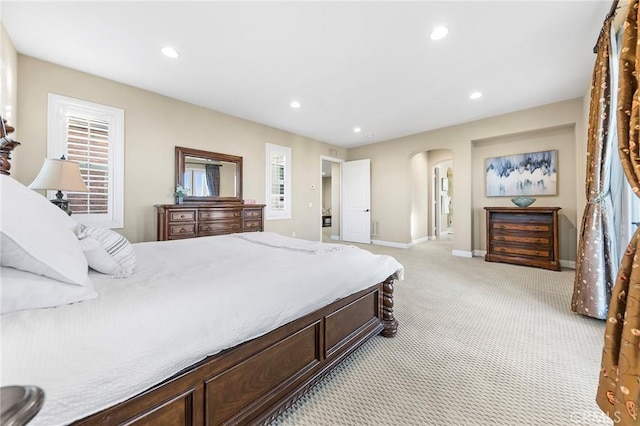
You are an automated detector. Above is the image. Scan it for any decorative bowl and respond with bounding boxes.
[511,197,536,207]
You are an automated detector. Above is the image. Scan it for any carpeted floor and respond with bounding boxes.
[272,238,610,426]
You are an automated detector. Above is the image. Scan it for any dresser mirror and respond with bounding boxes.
[175,146,242,202]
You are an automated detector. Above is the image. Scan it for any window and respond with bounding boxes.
[265,143,291,220]
[48,94,124,228]
[184,168,210,197]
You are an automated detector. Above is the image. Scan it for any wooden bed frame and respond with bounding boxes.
[0,131,399,425]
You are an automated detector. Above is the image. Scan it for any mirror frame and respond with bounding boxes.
[176,146,243,203]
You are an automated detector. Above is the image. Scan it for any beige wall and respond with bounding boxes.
[15,55,347,243]
[349,98,584,259]
[472,125,577,261]
[1,22,18,166]
[10,53,589,258]
[410,151,429,241]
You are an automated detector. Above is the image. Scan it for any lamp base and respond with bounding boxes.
[51,190,72,216]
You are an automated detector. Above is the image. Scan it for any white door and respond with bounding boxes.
[342,159,371,244]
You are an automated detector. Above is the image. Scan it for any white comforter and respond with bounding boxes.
[1,233,403,426]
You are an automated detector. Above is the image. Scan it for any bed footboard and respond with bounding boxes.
[381,275,399,337]
[74,277,398,426]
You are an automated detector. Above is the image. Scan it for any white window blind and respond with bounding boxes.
[265,143,291,220]
[65,115,110,215]
[48,94,124,228]
[270,153,286,211]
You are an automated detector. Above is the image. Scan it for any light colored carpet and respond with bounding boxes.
[272,238,610,426]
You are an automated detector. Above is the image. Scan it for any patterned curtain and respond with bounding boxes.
[571,16,617,320]
[205,164,220,197]
[596,1,640,423]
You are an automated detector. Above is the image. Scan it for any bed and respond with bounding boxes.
[0,141,402,425]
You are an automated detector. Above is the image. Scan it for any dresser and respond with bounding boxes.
[484,207,561,271]
[156,203,265,241]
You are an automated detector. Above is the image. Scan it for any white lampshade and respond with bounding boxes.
[29,158,89,192]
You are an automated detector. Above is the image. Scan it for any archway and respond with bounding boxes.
[410,149,453,243]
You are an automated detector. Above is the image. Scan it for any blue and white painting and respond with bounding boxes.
[485,150,557,197]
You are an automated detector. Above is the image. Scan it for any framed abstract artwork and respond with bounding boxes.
[485,150,557,197]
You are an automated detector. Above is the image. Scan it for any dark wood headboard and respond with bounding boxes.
[0,117,20,176]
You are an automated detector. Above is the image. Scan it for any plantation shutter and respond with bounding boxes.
[270,153,286,211]
[265,143,291,220]
[65,115,110,215]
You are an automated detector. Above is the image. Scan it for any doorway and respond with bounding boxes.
[320,156,343,242]
[435,160,453,237]
[410,149,453,243]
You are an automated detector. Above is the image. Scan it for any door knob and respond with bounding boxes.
[364,209,370,212]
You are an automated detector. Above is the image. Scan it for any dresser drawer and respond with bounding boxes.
[491,244,551,259]
[243,209,262,219]
[199,209,241,220]
[199,221,242,235]
[491,234,551,245]
[491,212,552,223]
[492,222,551,233]
[169,223,196,237]
[243,220,262,231]
[170,210,196,221]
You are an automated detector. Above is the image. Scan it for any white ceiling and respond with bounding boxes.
[1,1,611,148]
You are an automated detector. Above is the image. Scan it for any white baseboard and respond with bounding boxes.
[452,250,473,258]
[560,259,576,269]
[330,235,340,241]
[371,239,413,249]
[411,236,431,245]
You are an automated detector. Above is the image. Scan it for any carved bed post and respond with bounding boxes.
[0,117,20,176]
[381,276,398,337]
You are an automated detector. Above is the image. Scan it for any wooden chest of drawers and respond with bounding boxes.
[156,203,265,241]
[484,207,561,271]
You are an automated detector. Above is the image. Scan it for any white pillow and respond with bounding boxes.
[77,225,136,278]
[1,266,98,314]
[0,175,89,286]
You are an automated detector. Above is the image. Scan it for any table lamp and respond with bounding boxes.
[29,156,89,215]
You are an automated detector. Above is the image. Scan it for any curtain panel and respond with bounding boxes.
[572,16,616,321]
[205,164,220,197]
[596,1,640,424]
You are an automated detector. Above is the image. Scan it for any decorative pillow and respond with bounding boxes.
[0,175,89,286]
[77,225,136,278]
[1,266,98,314]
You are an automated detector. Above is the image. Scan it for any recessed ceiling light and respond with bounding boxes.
[290,101,301,108]
[161,46,180,58]
[354,127,361,133]
[469,91,483,100]
[430,26,449,41]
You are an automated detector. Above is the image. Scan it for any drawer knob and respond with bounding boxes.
[205,227,212,231]
[180,214,185,218]
[179,228,186,233]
